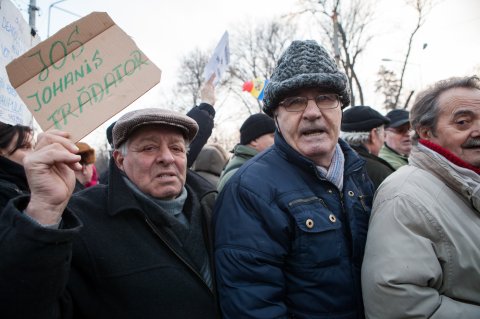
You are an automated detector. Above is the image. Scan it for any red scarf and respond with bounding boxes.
[419,139,480,174]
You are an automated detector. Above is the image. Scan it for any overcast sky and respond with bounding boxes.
[13,0,480,147]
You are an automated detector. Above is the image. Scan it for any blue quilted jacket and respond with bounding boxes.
[214,133,374,319]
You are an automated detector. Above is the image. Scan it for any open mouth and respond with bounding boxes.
[463,145,480,150]
[156,172,176,178]
[462,139,480,149]
[302,128,325,136]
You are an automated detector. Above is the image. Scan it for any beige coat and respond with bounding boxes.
[362,143,480,318]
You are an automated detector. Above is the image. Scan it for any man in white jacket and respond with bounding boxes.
[362,75,480,318]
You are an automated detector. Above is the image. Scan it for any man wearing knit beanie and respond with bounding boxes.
[214,40,374,318]
[217,113,275,191]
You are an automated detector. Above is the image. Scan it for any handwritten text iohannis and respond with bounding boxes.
[21,23,150,130]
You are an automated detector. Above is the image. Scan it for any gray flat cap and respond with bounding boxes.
[113,108,198,148]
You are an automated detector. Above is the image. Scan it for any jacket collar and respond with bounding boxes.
[410,143,480,212]
[351,144,396,171]
[232,144,259,157]
[419,139,480,174]
[383,142,409,159]
[107,157,142,216]
[106,158,217,217]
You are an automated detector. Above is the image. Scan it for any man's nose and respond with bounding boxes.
[156,146,175,164]
[471,120,480,137]
[303,99,322,118]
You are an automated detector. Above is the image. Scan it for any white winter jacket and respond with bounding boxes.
[362,143,480,318]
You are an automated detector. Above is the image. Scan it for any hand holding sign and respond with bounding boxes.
[200,74,216,106]
[24,130,82,226]
[203,31,230,86]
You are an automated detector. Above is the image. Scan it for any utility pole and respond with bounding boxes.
[28,0,39,36]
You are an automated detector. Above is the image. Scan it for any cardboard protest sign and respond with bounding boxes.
[0,0,39,126]
[6,12,161,142]
[203,31,230,86]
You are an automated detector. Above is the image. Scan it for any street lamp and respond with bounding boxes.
[47,0,81,37]
[381,57,422,88]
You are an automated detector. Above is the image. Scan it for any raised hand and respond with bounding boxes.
[200,74,216,106]
[24,131,82,226]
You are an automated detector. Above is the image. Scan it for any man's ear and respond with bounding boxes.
[417,127,431,140]
[249,138,260,151]
[368,128,377,144]
[113,150,125,172]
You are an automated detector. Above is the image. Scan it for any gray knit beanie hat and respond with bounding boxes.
[263,40,350,116]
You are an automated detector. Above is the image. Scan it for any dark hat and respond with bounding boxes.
[75,142,96,164]
[341,106,390,132]
[385,109,410,128]
[262,40,350,116]
[240,113,276,145]
[113,108,199,148]
[106,121,116,146]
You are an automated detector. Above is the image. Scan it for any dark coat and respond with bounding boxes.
[350,145,395,190]
[0,160,219,319]
[0,156,29,209]
[214,133,374,319]
[186,102,215,168]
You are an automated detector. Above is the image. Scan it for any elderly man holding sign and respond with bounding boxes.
[0,108,219,318]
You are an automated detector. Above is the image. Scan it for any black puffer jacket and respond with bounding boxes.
[0,160,219,319]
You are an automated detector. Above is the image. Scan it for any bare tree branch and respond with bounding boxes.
[393,0,435,108]
[292,0,375,106]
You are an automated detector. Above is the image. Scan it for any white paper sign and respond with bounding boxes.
[0,0,39,125]
[203,31,230,86]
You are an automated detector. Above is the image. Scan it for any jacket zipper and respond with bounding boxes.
[143,215,213,294]
[288,196,327,207]
[358,195,369,212]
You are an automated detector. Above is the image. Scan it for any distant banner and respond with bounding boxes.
[0,0,39,126]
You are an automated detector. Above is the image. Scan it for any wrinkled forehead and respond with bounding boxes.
[127,124,187,144]
[438,87,480,114]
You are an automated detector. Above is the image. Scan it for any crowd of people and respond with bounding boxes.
[0,39,479,318]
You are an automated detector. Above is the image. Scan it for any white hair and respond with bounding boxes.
[117,140,129,156]
[340,125,384,146]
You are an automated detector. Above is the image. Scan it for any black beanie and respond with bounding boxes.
[240,113,276,145]
[263,40,351,116]
[341,106,390,132]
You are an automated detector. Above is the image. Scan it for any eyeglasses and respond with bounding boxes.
[279,94,341,112]
[386,125,412,135]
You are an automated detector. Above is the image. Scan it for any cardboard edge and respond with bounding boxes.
[6,12,115,88]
